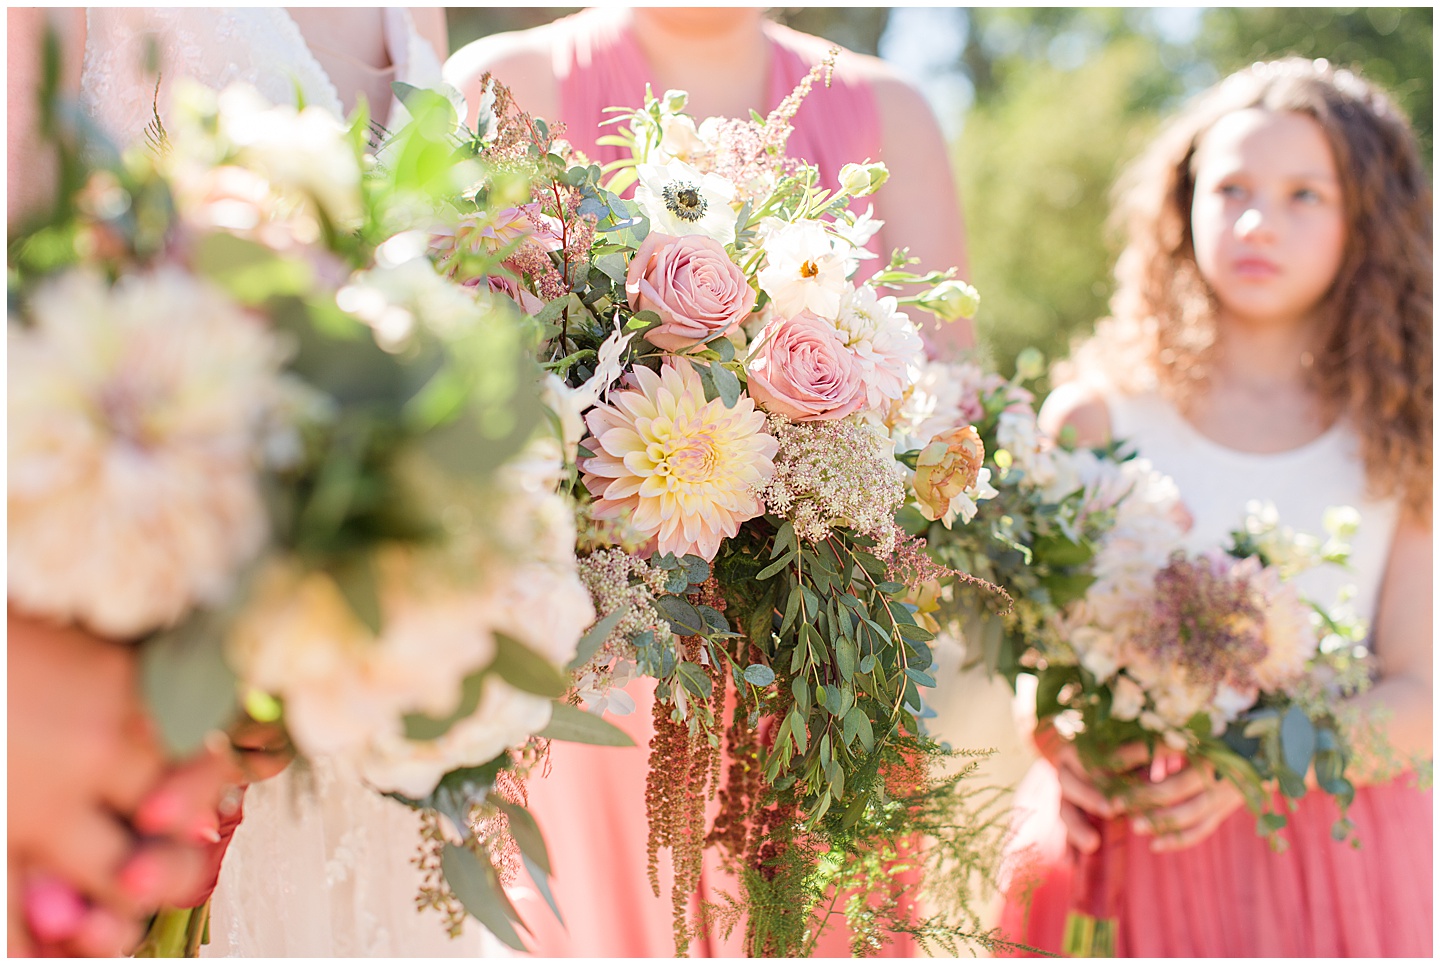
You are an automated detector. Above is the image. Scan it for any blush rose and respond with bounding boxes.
[626,232,755,352]
[745,311,867,421]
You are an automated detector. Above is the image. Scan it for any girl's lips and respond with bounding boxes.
[1232,256,1280,277]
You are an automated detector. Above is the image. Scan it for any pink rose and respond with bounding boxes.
[626,232,755,352]
[745,312,867,421]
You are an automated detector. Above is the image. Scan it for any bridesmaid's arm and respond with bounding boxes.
[1344,508,1433,775]
[411,7,450,60]
[444,28,561,129]
[868,71,974,360]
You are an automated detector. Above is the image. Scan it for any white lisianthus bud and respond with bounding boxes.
[661,89,689,114]
[838,161,889,197]
[917,279,981,323]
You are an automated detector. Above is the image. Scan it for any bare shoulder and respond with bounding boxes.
[829,52,934,121]
[1038,380,1113,448]
[443,24,560,123]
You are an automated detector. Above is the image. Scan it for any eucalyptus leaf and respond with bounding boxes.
[330,555,383,636]
[403,668,486,741]
[140,610,240,757]
[566,606,628,672]
[521,852,563,925]
[537,701,635,746]
[676,661,714,698]
[1279,705,1317,780]
[710,361,741,408]
[441,845,526,951]
[492,799,552,877]
[742,664,776,687]
[654,595,706,636]
[491,633,569,698]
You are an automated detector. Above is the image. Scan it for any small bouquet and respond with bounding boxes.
[8,70,620,952]
[1036,500,1371,955]
[431,62,1012,955]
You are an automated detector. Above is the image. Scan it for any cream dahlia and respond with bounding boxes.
[580,363,777,560]
[8,268,281,637]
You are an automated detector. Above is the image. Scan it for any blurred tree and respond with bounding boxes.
[444,8,578,53]
[1196,6,1433,157]
[955,37,1176,383]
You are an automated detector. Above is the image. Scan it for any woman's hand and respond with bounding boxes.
[1125,759,1246,853]
[1049,740,1151,854]
[7,613,243,955]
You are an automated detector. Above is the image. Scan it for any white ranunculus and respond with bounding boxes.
[8,268,280,637]
[834,284,925,410]
[756,220,850,320]
[1110,673,1146,721]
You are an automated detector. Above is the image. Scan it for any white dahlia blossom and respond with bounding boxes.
[8,268,281,637]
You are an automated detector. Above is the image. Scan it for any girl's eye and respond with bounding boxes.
[1293,187,1322,203]
[1218,183,1246,199]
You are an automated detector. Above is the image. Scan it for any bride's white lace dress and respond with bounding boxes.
[80,8,507,956]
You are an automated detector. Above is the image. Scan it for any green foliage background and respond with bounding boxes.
[443,7,1433,383]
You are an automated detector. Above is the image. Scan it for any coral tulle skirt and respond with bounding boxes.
[996,758,1433,957]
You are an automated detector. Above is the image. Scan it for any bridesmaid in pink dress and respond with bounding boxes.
[999,58,1432,957]
[447,8,970,956]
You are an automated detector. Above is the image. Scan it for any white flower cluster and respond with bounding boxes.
[228,442,594,799]
[8,268,283,637]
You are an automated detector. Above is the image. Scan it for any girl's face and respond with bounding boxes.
[1190,109,1348,331]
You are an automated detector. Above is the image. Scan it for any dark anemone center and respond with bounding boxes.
[662,181,707,222]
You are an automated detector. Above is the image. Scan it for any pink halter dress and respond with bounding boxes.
[508,9,907,958]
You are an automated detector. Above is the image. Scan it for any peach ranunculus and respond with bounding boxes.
[626,232,756,352]
[913,425,987,525]
[745,311,868,421]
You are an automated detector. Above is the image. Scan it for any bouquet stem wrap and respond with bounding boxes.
[1061,816,1126,958]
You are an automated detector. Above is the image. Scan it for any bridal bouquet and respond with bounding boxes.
[8,77,618,951]
[429,64,1012,955]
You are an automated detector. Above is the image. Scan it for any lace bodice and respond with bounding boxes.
[79,7,440,148]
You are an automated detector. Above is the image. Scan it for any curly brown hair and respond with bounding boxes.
[1072,58,1432,515]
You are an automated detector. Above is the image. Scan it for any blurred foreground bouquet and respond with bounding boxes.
[7,72,625,950]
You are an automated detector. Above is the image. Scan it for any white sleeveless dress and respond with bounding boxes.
[79,9,507,957]
[1104,388,1399,619]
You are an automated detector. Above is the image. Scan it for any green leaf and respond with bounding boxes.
[1039,571,1098,608]
[788,708,808,755]
[696,605,729,633]
[904,666,938,688]
[676,661,714,698]
[835,635,859,681]
[841,706,867,748]
[193,233,313,305]
[492,799,552,877]
[403,668,486,741]
[537,701,635,746]
[682,554,711,585]
[139,610,240,757]
[441,845,527,951]
[594,251,628,284]
[771,520,797,559]
[742,664,776,687]
[654,595,707,636]
[566,606,628,671]
[896,622,935,642]
[756,550,796,581]
[521,851,563,925]
[708,334,736,363]
[1279,705,1317,780]
[491,633,569,698]
[1033,533,1095,568]
[710,361,742,408]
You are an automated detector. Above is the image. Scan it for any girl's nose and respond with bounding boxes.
[1234,206,1273,241]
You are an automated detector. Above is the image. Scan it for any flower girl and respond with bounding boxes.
[1002,57,1431,956]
